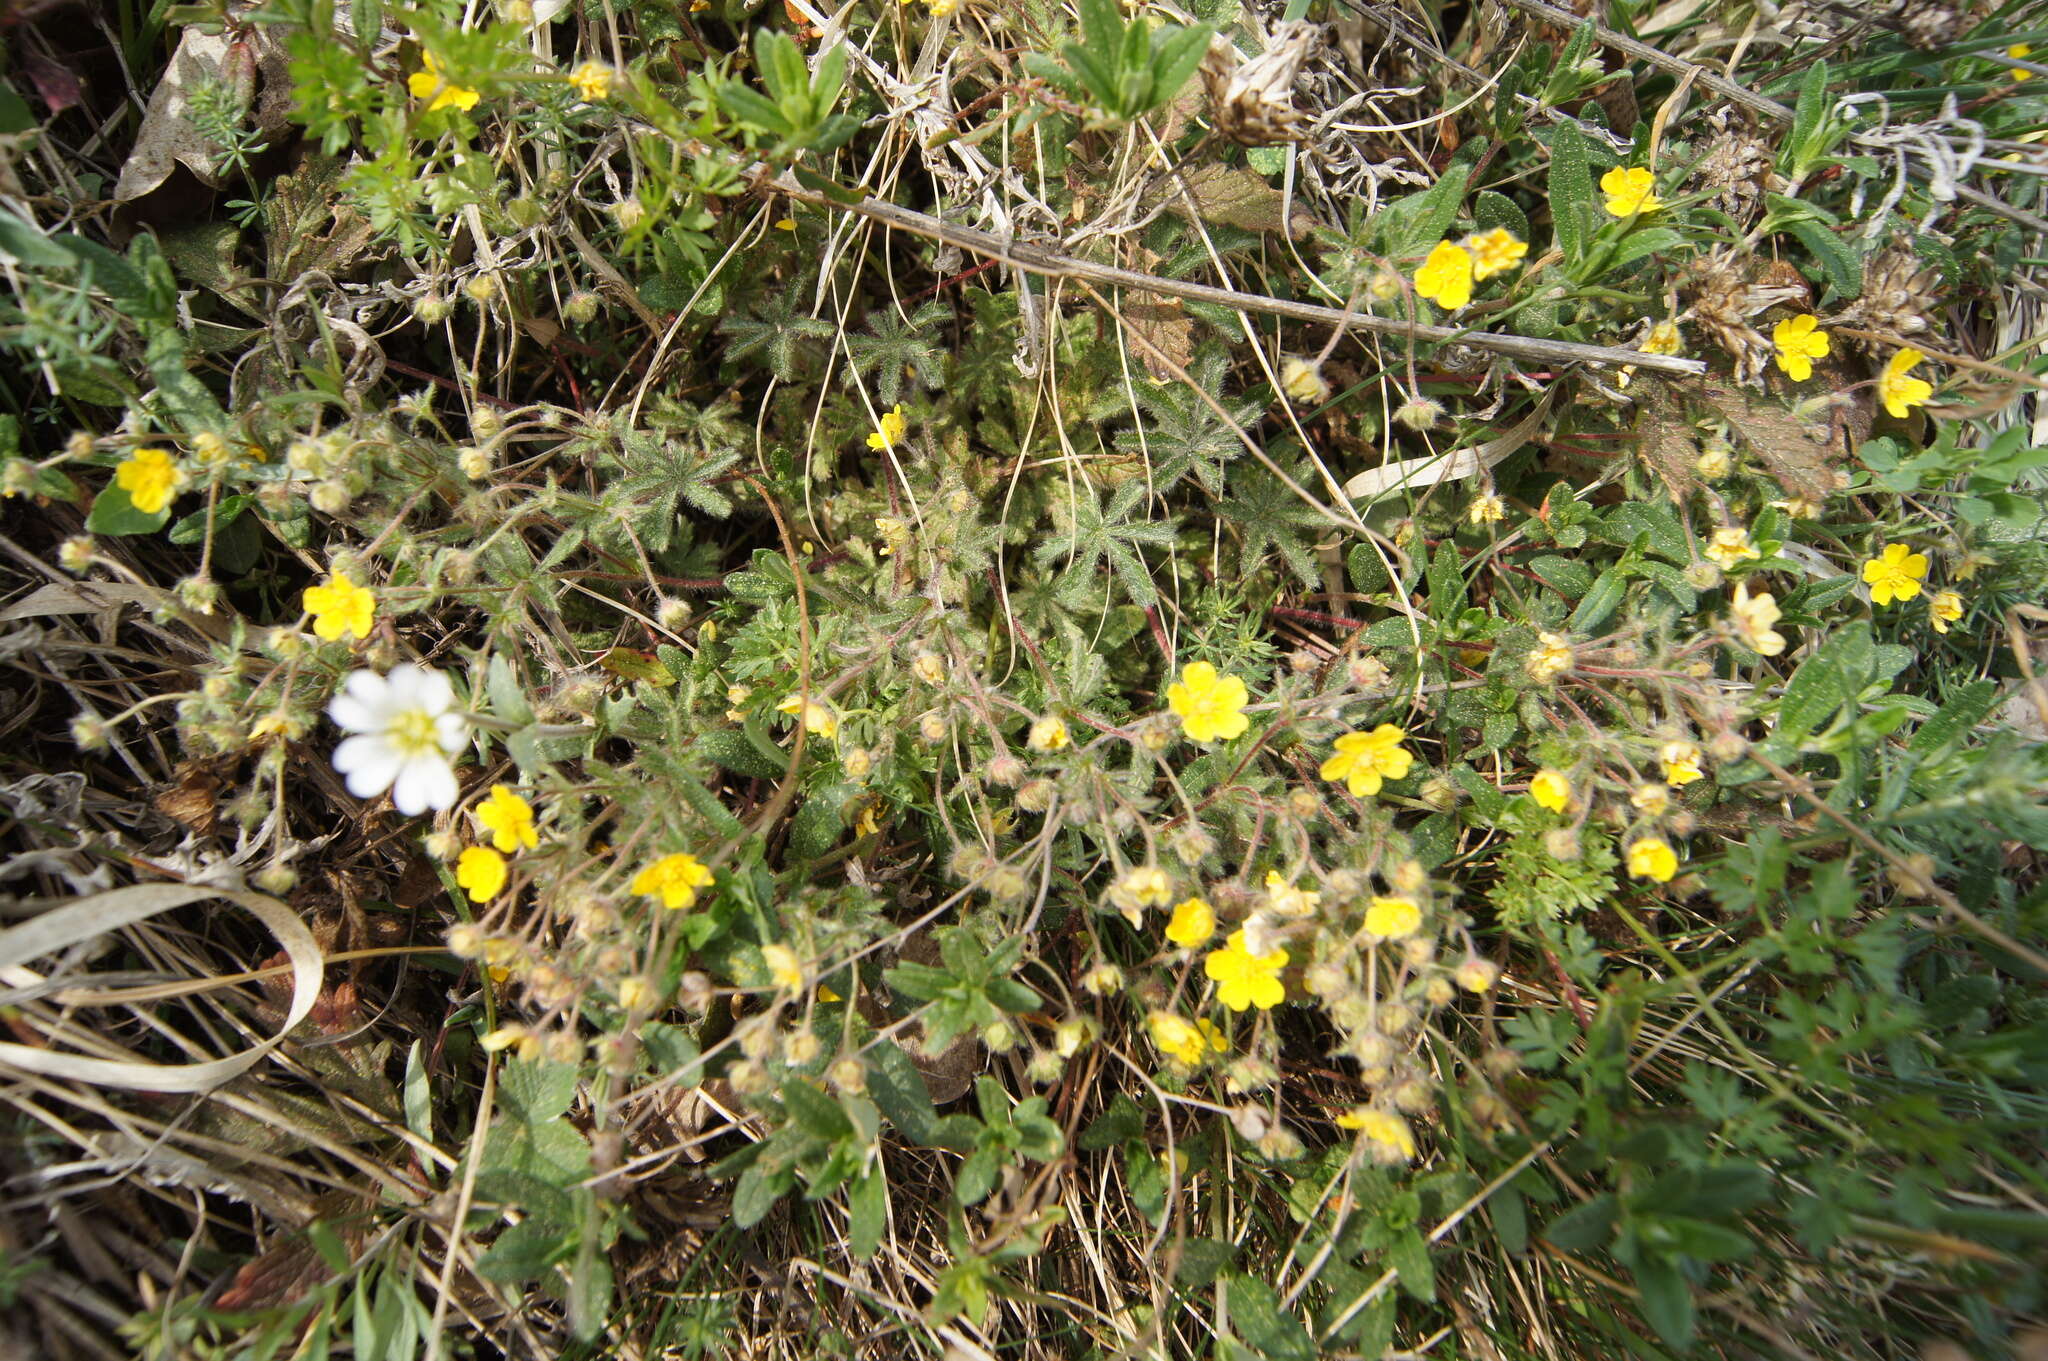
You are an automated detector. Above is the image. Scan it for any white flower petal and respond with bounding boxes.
[419,667,457,713]
[433,711,469,755]
[327,692,379,733]
[392,755,458,815]
[334,737,401,798]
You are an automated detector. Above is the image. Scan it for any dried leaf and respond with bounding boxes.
[1124,297,1194,382]
[1160,163,1316,239]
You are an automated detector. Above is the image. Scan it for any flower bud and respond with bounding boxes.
[1393,396,1444,430]
[987,754,1025,787]
[1025,1049,1064,1084]
[563,290,601,324]
[253,863,298,894]
[1454,957,1500,993]
[829,1056,867,1093]
[782,1028,822,1065]
[414,294,453,324]
[1080,963,1124,996]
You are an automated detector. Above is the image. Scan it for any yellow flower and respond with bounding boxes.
[1166,661,1251,743]
[775,217,797,231]
[1147,1010,1226,1066]
[1363,895,1422,940]
[865,403,908,451]
[1878,349,1934,418]
[1335,1106,1416,1162]
[1529,768,1571,812]
[1703,526,1760,572]
[1862,542,1929,606]
[408,51,481,113]
[1279,355,1329,405]
[631,852,715,910]
[1728,582,1787,657]
[1319,724,1415,797]
[1454,957,1500,993]
[1463,227,1527,280]
[926,0,959,14]
[1114,866,1174,913]
[456,846,509,902]
[1626,837,1678,883]
[1414,240,1474,310]
[114,447,186,515]
[1027,715,1070,751]
[1772,314,1831,382]
[475,784,538,853]
[1599,166,1662,217]
[1204,928,1288,1011]
[1929,590,1964,634]
[2010,43,2033,80]
[1165,896,1216,948]
[481,1024,529,1053]
[1659,740,1705,787]
[1640,320,1682,356]
[1525,630,1573,684]
[1468,492,1507,525]
[777,693,840,738]
[1631,783,1671,816]
[761,943,805,991]
[1263,872,1321,920]
[568,61,614,101]
[303,572,375,642]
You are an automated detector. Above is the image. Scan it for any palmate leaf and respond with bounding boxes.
[843,299,950,406]
[1032,479,1178,608]
[717,286,836,381]
[1111,345,1260,496]
[1220,458,1325,588]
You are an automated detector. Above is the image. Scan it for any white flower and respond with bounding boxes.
[328,665,467,814]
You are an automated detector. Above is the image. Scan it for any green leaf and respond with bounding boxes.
[1610,226,1686,270]
[847,1170,887,1259]
[1393,162,1472,257]
[640,1022,702,1081]
[0,79,31,135]
[867,1042,952,1147]
[0,205,76,269]
[497,1058,579,1123]
[1151,24,1213,110]
[1175,1237,1235,1287]
[781,1077,852,1140]
[1472,189,1529,241]
[1909,679,1997,757]
[1547,122,1595,262]
[732,1157,788,1229]
[167,494,252,544]
[1544,1193,1618,1251]
[1632,1257,1696,1350]
[1388,1228,1435,1301]
[695,727,785,779]
[1787,219,1861,299]
[1079,1093,1146,1150]
[476,1220,567,1283]
[1788,59,1830,176]
[1773,621,1873,748]
[1226,1274,1315,1361]
[86,483,172,536]
[1570,564,1628,633]
[403,1041,432,1147]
